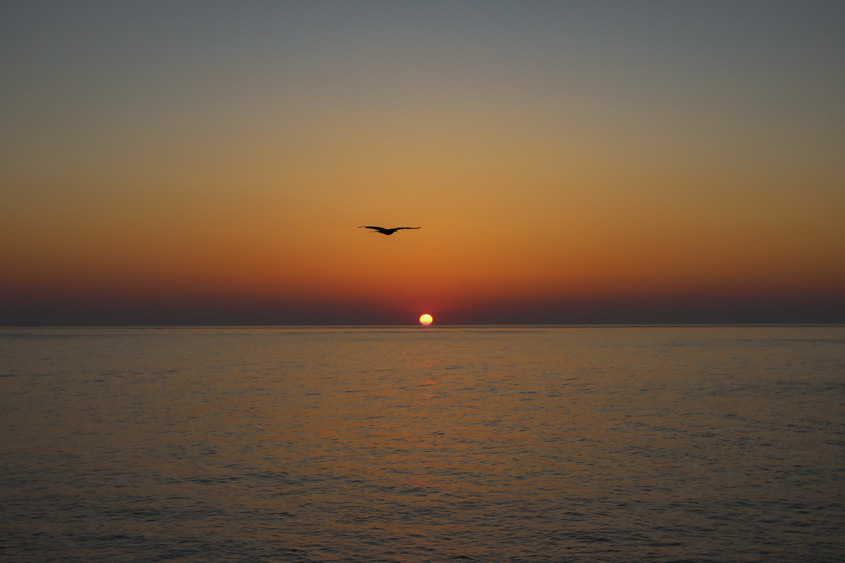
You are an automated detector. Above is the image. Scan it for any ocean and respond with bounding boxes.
[1,325,843,562]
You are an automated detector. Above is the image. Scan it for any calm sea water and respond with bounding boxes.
[1,326,843,562]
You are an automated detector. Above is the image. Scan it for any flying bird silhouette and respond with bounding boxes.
[359,225,421,236]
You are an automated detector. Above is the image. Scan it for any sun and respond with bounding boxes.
[419,313,434,326]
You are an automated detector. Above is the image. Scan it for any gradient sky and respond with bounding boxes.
[2,1,844,325]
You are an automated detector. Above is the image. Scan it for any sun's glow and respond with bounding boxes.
[419,313,434,326]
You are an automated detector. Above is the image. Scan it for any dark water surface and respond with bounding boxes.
[1,326,843,562]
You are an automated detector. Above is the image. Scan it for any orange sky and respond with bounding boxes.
[2,3,844,324]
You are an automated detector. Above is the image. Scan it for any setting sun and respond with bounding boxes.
[419,313,434,326]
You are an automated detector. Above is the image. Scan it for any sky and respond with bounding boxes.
[2,1,844,325]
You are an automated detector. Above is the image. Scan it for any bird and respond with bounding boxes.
[359,225,421,236]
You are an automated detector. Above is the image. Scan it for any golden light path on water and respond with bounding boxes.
[1,326,844,561]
